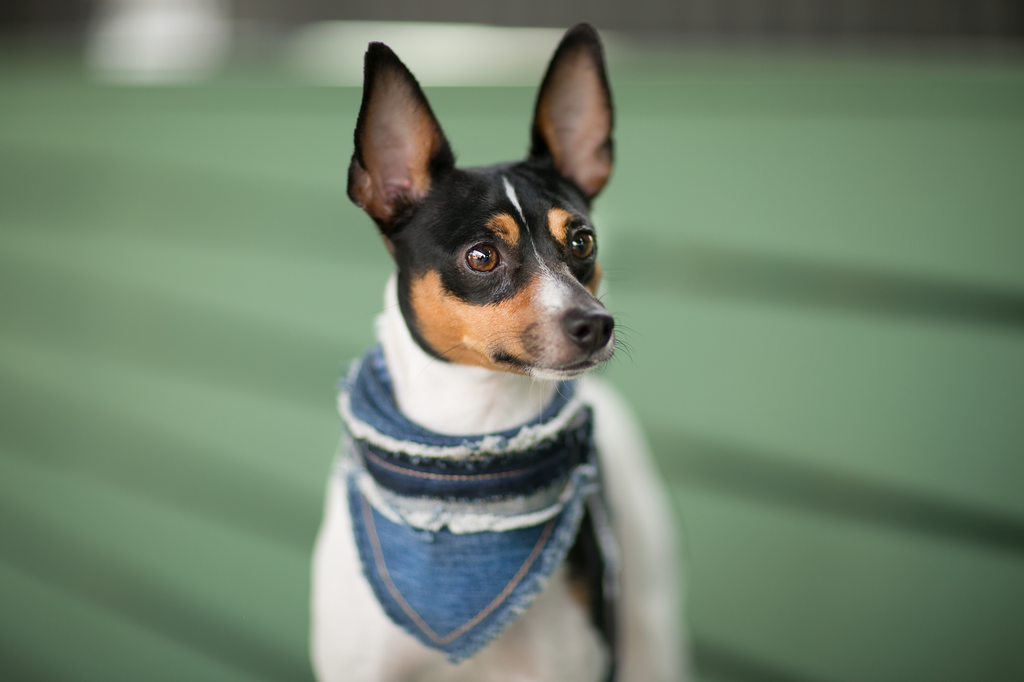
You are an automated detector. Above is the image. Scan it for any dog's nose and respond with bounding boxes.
[562,309,614,352]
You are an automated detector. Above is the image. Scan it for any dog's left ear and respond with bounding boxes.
[348,42,455,234]
[530,24,614,201]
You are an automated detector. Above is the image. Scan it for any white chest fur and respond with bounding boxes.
[309,277,686,682]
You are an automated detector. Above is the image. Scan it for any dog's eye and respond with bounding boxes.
[570,233,595,259]
[467,245,499,272]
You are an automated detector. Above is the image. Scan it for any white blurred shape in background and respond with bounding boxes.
[287,22,571,86]
[87,0,231,83]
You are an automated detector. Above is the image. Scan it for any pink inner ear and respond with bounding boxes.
[357,68,442,222]
[537,50,612,199]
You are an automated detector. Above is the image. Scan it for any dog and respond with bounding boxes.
[310,23,684,682]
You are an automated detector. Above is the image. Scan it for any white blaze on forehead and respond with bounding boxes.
[503,176,526,225]
[535,266,575,313]
[502,176,573,313]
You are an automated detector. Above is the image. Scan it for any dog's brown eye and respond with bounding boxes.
[571,233,595,259]
[467,245,499,272]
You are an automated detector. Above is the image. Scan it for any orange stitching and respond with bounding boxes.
[361,495,445,643]
[438,516,555,643]
[361,493,556,646]
[362,446,560,481]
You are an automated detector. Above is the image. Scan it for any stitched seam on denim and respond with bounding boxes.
[362,445,566,481]
[355,467,592,533]
[360,492,556,646]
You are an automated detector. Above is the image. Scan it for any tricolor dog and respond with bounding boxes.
[311,23,684,682]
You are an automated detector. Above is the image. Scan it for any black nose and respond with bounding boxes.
[562,309,614,352]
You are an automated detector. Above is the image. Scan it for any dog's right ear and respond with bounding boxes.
[348,43,454,235]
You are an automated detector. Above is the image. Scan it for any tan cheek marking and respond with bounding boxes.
[547,207,573,244]
[409,271,546,374]
[488,213,520,248]
[586,262,602,296]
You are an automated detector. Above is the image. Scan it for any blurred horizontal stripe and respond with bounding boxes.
[286,22,568,86]
[676,486,1024,682]
[0,363,323,551]
[608,239,1024,327]
[653,431,1024,553]
[0,493,312,682]
[692,636,823,682]
[602,288,1024,522]
[0,561,265,682]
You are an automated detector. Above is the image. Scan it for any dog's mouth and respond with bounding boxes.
[497,345,613,381]
[528,359,600,381]
[485,309,616,379]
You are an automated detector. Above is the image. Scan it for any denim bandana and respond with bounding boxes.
[336,346,617,664]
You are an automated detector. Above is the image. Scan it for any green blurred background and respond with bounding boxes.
[2,5,1024,681]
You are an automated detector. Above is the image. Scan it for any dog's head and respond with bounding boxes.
[348,24,615,380]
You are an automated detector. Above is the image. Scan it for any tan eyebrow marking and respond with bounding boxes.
[488,213,520,247]
[547,207,573,243]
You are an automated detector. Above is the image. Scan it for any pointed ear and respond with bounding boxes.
[530,24,614,201]
[348,43,454,232]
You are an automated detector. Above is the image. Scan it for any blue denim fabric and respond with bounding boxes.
[355,413,593,500]
[347,469,593,662]
[339,346,603,662]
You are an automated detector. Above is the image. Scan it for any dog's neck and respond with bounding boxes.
[377,273,558,435]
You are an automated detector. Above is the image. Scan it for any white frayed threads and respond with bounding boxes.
[353,465,597,534]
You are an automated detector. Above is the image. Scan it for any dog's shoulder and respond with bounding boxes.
[578,375,664,494]
[577,376,687,681]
